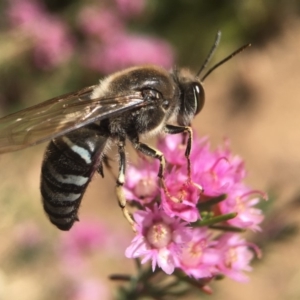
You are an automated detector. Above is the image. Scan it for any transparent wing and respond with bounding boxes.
[0,85,145,153]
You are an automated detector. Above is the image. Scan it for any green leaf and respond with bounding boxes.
[193,212,238,227]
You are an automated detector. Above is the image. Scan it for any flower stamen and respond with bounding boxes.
[146,222,172,249]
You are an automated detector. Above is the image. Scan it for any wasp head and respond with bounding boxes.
[174,68,205,126]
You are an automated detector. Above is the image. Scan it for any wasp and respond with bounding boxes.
[0,32,249,230]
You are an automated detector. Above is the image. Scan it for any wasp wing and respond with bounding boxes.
[0,85,145,153]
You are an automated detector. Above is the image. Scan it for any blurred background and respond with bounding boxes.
[0,0,300,299]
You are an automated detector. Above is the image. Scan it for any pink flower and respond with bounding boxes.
[176,228,219,279]
[157,133,200,167]
[124,159,160,204]
[215,234,258,282]
[191,139,245,197]
[161,167,201,222]
[83,34,174,73]
[218,187,265,231]
[124,132,264,282]
[214,139,246,183]
[125,205,191,274]
[158,134,246,197]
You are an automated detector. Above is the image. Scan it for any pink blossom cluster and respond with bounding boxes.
[11,220,110,299]
[59,221,111,299]
[78,3,174,73]
[124,133,265,282]
[7,0,74,69]
[6,0,174,72]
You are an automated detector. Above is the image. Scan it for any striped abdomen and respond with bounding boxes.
[41,125,108,230]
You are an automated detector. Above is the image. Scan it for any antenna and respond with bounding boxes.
[196,31,222,77]
[201,43,251,82]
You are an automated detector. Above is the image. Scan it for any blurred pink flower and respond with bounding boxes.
[7,0,44,28]
[114,0,146,18]
[60,221,108,255]
[215,234,259,282]
[59,221,109,276]
[83,34,174,73]
[32,18,74,69]
[78,7,124,42]
[68,278,109,300]
[6,0,74,69]
[125,205,191,274]
[13,221,43,248]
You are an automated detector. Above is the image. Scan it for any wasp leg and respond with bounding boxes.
[129,138,179,202]
[116,139,136,230]
[164,125,203,192]
[164,125,193,179]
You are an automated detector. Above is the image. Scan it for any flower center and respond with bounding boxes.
[234,196,245,212]
[146,222,172,249]
[134,177,157,199]
[225,248,237,268]
[177,188,187,202]
[180,241,204,267]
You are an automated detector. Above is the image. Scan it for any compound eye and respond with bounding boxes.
[193,82,205,115]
